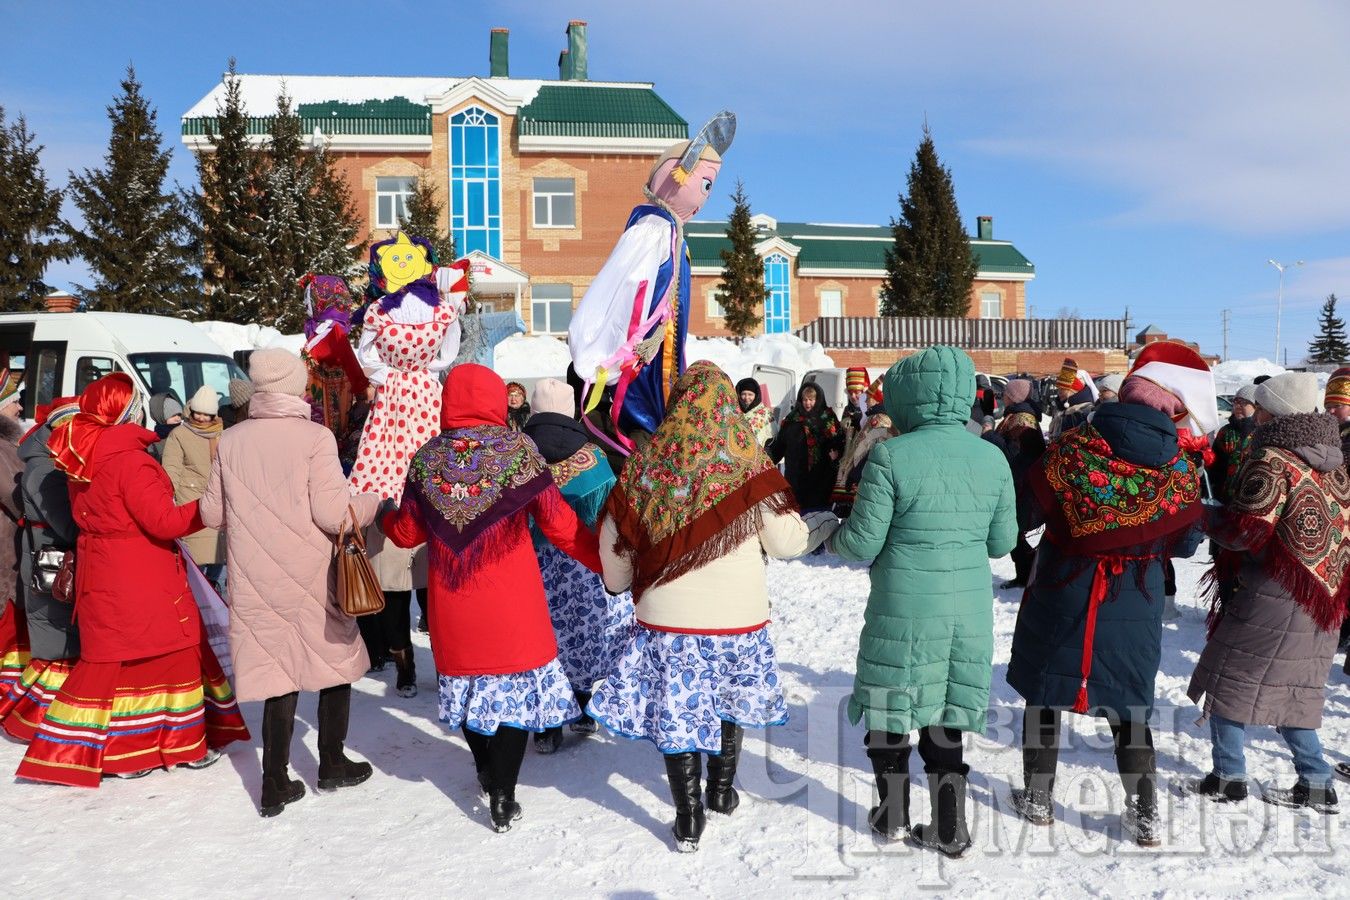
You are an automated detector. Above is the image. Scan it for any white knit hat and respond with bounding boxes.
[249,349,309,397]
[187,385,220,416]
[1096,373,1125,395]
[532,378,575,417]
[1234,384,1258,404]
[1254,372,1322,417]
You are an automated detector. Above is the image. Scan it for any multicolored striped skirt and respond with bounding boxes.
[0,601,32,702]
[15,636,250,787]
[0,657,75,743]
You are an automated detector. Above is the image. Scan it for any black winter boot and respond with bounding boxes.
[910,767,972,858]
[664,752,706,852]
[1262,778,1340,814]
[259,692,305,817]
[1183,772,1248,803]
[487,726,529,832]
[533,726,564,755]
[316,684,373,790]
[705,721,743,815]
[390,648,417,698]
[866,747,910,841]
[570,690,597,734]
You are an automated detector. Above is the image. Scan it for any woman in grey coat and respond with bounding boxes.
[1187,373,1350,812]
[0,399,79,741]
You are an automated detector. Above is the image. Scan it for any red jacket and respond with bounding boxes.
[385,484,600,677]
[69,426,205,663]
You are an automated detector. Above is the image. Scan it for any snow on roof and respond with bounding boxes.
[182,74,659,119]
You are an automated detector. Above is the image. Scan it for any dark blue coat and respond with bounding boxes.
[1006,402,1203,720]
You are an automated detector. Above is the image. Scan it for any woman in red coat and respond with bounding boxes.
[383,364,601,833]
[16,374,249,786]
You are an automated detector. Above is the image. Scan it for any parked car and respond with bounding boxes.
[0,311,249,424]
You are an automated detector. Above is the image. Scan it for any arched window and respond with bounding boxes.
[763,253,791,334]
[449,107,501,257]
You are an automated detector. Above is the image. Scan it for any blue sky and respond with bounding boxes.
[4,0,1348,364]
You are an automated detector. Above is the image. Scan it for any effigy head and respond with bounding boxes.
[647,110,736,223]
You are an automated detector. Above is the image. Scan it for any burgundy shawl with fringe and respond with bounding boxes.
[1207,413,1350,633]
[605,360,798,601]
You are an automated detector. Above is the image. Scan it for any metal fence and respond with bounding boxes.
[794,317,1130,350]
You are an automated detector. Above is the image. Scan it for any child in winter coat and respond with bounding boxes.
[589,361,836,853]
[522,378,634,754]
[1188,372,1350,813]
[162,385,226,582]
[831,346,1016,858]
[383,364,602,834]
[981,378,1046,588]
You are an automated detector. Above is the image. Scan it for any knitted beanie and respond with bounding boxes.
[1234,384,1258,405]
[1254,372,1322,417]
[229,378,255,408]
[1118,376,1186,419]
[1324,367,1350,407]
[1002,378,1033,405]
[1096,373,1125,396]
[187,385,220,416]
[1056,358,1081,391]
[532,378,576,417]
[248,348,309,397]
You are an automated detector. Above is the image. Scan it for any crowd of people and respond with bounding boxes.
[1,315,1349,858]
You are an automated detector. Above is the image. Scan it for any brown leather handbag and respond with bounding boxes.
[50,550,77,605]
[335,507,384,617]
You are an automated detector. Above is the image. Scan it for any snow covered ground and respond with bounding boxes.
[5,549,1348,898]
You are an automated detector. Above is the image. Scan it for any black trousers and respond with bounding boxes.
[1010,533,1037,584]
[462,724,529,795]
[865,726,966,775]
[358,590,415,661]
[1021,707,1156,805]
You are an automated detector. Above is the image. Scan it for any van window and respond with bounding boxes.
[129,352,249,409]
[33,347,63,409]
[75,356,121,393]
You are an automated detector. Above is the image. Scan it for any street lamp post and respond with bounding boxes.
[1268,258,1304,363]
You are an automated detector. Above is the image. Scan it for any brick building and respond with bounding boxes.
[182,22,1125,375]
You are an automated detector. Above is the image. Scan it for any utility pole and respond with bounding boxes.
[1269,258,1304,363]
[1221,309,1231,361]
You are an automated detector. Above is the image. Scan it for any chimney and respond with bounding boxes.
[976,216,993,241]
[43,291,78,313]
[489,28,509,78]
[566,20,588,81]
[557,48,571,80]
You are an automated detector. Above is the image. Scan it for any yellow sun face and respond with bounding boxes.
[376,232,434,291]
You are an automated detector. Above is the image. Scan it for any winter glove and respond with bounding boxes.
[801,510,840,557]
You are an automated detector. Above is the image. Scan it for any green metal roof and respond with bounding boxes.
[686,221,1034,275]
[516,85,687,139]
[182,97,432,137]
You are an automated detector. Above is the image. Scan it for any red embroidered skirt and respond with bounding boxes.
[15,636,250,787]
[0,602,32,706]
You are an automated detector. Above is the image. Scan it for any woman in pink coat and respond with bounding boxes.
[200,349,381,818]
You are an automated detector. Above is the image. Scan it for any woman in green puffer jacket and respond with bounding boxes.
[831,345,1016,857]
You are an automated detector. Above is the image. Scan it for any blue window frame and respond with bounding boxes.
[763,253,791,334]
[449,107,501,258]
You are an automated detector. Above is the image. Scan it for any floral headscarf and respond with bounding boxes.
[604,360,797,599]
[780,382,841,469]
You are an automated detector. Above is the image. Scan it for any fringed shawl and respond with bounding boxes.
[405,425,553,559]
[604,360,797,600]
[549,443,614,528]
[1206,413,1350,633]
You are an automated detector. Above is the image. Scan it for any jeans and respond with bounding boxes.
[1209,713,1332,787]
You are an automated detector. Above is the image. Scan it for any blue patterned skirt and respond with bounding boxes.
[437,658,581,735]
[536,542,635,691]
[587,624,788,755]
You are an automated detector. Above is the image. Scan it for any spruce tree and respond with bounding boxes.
[879,124,977,317]
[0,110,68,310]
[1308,294,1350,364]
[716,180,767,338]
[255,90,363,332]
[191,59,268,322]
[399,177,456,264]
[64,65,197,314]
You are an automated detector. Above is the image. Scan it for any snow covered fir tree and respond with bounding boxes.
[1307,294,1350,364]
[0,109,68,311]
[64,66,197,315]
[715,180,768,339]
[880,124,978,317]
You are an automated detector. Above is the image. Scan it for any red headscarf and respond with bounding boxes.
[441,364,508,430]
[48,374,142,482]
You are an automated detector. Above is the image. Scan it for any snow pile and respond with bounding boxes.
[194,321,305,356]
[686,333,835,384]
[1211,358,1331,395]
[493,332,835,383]
[492,334,573,379]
